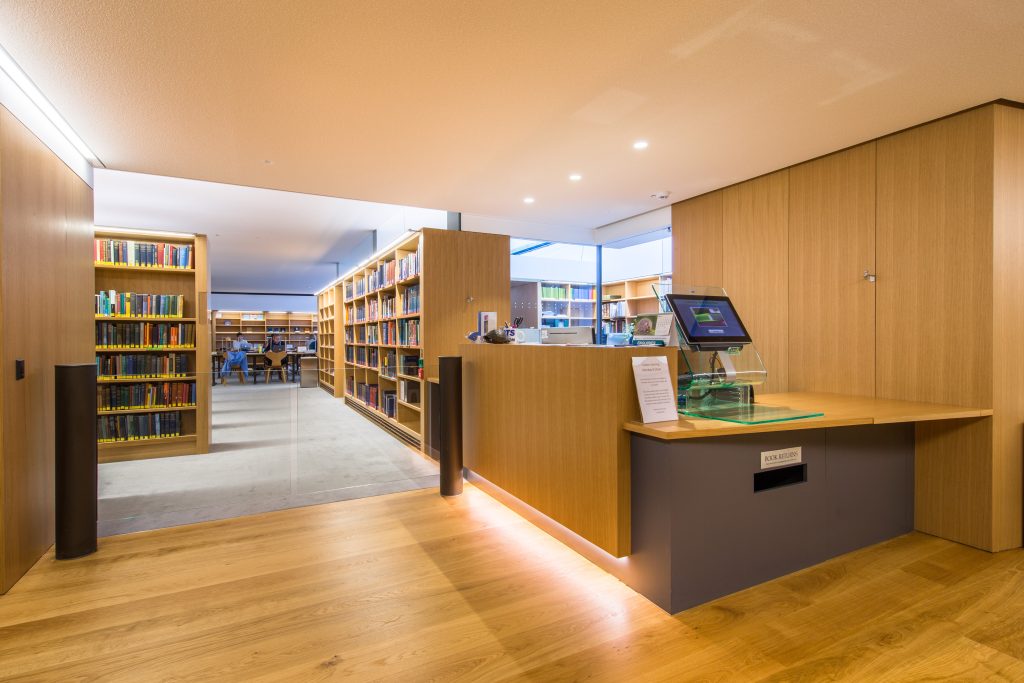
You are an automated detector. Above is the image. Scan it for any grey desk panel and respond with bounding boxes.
[629,424,914,613]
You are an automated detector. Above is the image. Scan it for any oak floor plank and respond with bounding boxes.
[2,485,1024,681]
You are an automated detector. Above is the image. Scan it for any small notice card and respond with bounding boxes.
[632,356,678,423]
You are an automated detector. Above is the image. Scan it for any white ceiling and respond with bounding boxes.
[94,169,445,294]
[2,1,1023,234]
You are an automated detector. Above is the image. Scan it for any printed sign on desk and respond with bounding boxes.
[632,356,678,423]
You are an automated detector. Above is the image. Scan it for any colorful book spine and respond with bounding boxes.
[96,353,189,379]
[94,239,194,269]
[97,411,182,442]
[96,322,196,348]
[97,381,197,410]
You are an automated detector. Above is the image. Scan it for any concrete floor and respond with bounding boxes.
[98,381,439,536]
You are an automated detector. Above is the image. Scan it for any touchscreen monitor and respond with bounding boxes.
[664,294,751,349]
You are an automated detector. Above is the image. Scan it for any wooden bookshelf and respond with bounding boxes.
[318,228,509,450]
[210,310,317,353]
[512,281,598,329]
[94,230,211,463]
[601,274,672,333]
[316,286,340,395]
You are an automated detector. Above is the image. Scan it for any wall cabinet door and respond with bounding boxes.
[788,143,876,396]
[722,171,789,394]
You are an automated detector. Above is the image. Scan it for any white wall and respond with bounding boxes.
[211,293,316,313]
[463,213,595,245]
[601,236,672,282]
[511,243,596,283]
[592,207,670,245]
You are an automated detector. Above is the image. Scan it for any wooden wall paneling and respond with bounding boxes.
[671,191,723,289]
[420,229,510,377]
[722,171,790,394]
[914,418,994,549]
[788,143,877,396]
[992,104,1024,550]
[462,344,676,557]
[877,106,997,550]
[0,106,93,593]
[875,107,994,408]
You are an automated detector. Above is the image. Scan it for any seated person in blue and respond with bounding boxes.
[264,333,288,377]
[220,333,251,382]
[307,334,317,352]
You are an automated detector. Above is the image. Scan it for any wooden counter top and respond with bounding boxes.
[624,392,993,441]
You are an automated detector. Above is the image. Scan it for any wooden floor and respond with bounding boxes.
[2,487,1024,682]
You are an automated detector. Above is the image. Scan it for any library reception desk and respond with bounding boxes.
[461,345,993,613]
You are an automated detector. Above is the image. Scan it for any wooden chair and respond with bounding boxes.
[264,350,288,383]
[220,350,247,384]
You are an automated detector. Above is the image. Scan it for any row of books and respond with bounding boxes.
[381,294,396,319]
[402,285,420,315]
[399,379,420,404]
[345,375,355,396]
[381,389,398,418]
[381,320,397,345]
[366,298,379,321]
[354,278,366,298]
[367,347,379,367]
[401,353,421,377]
[603,301,629,318]
[98,381,196,411]
[355,381,379,409]
[366,324,380,344]
[349,304,365,323]
[96,322,196,349]
[97,353,190,379]
[94,239,194,269]
[380,349,397,379]
[98,411,184,443]
[367,259,397,292]
[398,319,420,346]
[95,291,185,318]
[397,248,420,281]
[541,284,570,299]
[344,282,353,300]
[570,285,595,300]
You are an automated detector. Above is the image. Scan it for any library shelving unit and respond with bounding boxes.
[210,310,317,353]
[511,281,598,329]
[318,228,509,450]
[601,274,672,333]
[94,229,211,462]
[316,285,341,395]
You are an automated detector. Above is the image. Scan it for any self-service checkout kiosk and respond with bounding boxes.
[662,286,821,424]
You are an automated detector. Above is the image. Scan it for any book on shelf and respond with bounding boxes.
[541,284,570,299]
[402,285,420,315]
[382,390,398,417]
[368,260,397,291]
[95,291,185,318]
[398,319,420,346]
[400,353,421,377]
[397,248,420,281]
[96,353,189,379]
[399,379,420,404]
[96,322,196,348]
[94,238,194,269]
[98,381,197,411]
[98,411,182,442]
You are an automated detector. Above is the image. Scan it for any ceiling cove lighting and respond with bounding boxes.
[569,174,582,182]
[523,197,535,204]
[632,140,649,150]
[95,226,196,239]
[0,43,102,166]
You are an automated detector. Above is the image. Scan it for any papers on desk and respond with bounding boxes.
[632,356,678,423]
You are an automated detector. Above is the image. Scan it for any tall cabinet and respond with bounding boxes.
[672,102,1024,552]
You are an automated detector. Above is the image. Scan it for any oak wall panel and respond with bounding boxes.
[0,106,94,593]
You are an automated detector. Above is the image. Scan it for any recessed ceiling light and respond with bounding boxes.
[263,159,274,165]
[569,174,582,182]
[523,197,535,204]
[633,140,649,150]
